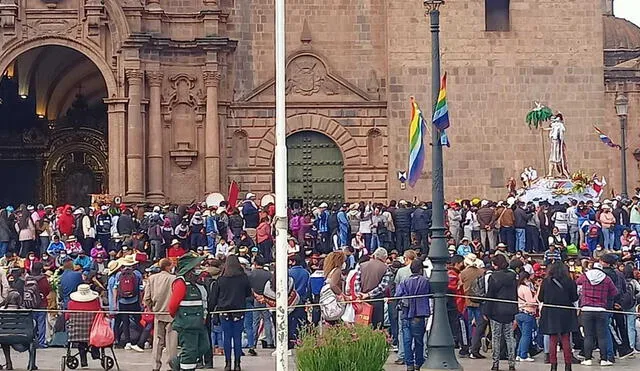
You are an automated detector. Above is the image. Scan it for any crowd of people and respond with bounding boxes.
[0,193,640,371]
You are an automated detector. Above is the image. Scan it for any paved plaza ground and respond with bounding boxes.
[4,348,638,370]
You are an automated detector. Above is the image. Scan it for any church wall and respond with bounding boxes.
[386,0,607,202]
[605,84,640,196]
[226,0,387,101]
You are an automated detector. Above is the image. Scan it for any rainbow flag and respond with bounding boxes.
[408,98,427,188]
[594,125,621,149]
[432,72,450,130]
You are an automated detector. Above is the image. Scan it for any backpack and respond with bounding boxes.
[469,272,489,303]
[74,215,84,238]
[319,269,346,321]
[620,279,637,310]
[23,276,42,309]
[327,212,339,233]
[587,224,600,238]
[117,268,139,299]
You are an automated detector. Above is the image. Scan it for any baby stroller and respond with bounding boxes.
[0,310,37,370]
[61,312,119,371]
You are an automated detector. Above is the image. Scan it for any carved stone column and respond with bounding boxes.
[203,71,221,193]
[125,70,145,201]
[104,97,129,197]
[146,71,164,201]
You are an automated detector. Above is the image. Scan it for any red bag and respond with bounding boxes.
[354,302,372,325]
[90,312,115,348]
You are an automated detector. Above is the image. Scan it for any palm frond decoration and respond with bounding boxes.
[525,101,554,129]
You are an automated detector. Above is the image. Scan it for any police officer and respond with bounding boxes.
[168,252,210,371]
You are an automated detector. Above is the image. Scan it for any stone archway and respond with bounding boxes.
[254,113,363,167]
[44,128,108,205]
[0,44,110,205]
[0,38,118,98]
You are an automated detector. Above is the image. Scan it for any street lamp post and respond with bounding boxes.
[616,93,629,197]
[423,1,462,370]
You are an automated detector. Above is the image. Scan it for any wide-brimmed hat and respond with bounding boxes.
[119,255,137,267]
[176,252,205,276]
[70,284,99,303]
[107,260,121,275]
[170,239,181,247]
[464,253,482,268]
[497,243,507,249]
[67,235,77,242]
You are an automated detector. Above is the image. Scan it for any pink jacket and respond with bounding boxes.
[599,211,616,229]
[517,284,537,314]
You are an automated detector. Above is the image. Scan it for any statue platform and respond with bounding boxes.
[518,176,602,204]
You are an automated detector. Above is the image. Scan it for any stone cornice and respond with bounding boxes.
[121,33,237,52]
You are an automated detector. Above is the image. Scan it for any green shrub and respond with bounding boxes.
[296,324,390,371]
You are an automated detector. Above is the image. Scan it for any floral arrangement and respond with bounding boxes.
[296,324,390,371]
[571,171,594,194]
[525,102,554,129]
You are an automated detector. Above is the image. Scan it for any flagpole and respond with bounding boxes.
[274,0,289,368]
[424,1,462,370]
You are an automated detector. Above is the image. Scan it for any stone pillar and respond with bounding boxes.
[104,97,128,197]
[146,71,164,201]
[203,71,221,193]
[125,69,145,201]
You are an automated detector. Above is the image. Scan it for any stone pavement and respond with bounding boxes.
[5,348,638,370]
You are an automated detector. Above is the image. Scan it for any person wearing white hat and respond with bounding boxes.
[67,284,101,368]
[460,252,485,358]
[241,193,259,242]
[113,254,144,351]
[599,204,616,250]
[315,202,331,254]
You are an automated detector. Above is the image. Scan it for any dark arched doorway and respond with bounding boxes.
[0,45,108,205]
[286,131,344,206]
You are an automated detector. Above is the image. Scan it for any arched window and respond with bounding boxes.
[485,0,510,32]
[232,130,248,167]
[367,128,383,167]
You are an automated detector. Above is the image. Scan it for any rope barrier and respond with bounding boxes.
[11,292,640,317]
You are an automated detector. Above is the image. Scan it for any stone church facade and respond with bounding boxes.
[0,0,637,205]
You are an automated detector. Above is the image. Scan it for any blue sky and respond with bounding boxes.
[615,0,640,26]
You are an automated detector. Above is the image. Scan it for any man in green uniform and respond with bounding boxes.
[168,252,210,371]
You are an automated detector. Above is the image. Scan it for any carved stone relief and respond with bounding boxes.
[161,73,204,169]
[286,55,341,97]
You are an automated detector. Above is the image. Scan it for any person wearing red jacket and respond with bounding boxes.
[447,254,470,357]
[168,252,208,371]
[57,205,75,237]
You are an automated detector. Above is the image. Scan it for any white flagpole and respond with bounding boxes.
[274,0,289,367]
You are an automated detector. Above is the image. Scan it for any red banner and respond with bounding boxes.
[227,180,240,209]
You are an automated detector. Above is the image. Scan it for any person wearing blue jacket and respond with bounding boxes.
[288,254,310,348]
[47,235,66,256]
[337,204,350,247]
[205,212,218,252]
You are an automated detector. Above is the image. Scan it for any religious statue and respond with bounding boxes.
[506,177,517,196]
[544,113,570,178]
[520,167,538,188]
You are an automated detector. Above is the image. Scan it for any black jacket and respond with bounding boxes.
[484,269,518,323]
[538,276,579,334]
[395,207,413,232]
[411,207,431,231]
[117,214,135,236]
[513,208,528,229]
[210,273,252,312]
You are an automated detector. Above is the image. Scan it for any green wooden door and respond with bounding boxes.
[287,131,344,205]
